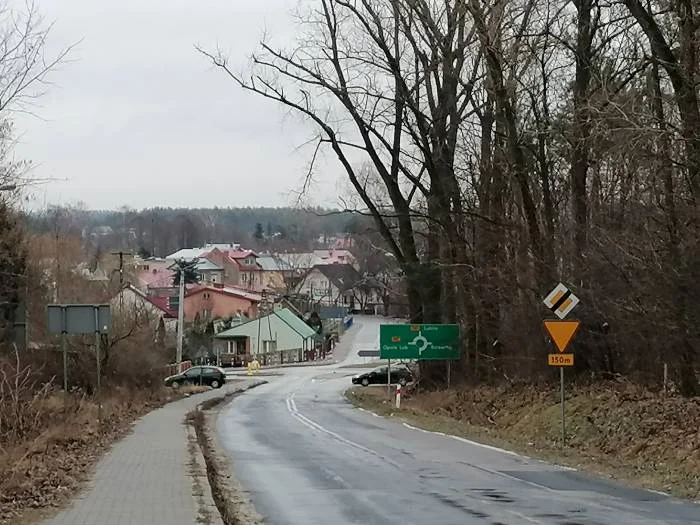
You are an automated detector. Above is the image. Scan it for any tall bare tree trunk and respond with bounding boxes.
[570,0,594,269]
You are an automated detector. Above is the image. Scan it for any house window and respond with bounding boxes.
[203,292,210,299]
[202,308,211,319]
[263,340,277,352]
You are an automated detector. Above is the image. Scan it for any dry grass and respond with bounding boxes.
[186,388,264,525]
[0,384,210,524]
[346,382,700,500]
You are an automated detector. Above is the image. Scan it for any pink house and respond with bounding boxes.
[183,284,262,322]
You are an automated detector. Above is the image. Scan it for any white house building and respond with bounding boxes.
[295,264,385,312]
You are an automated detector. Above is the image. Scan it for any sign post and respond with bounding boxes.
[48,304,111,423]
[387,358,391,395]
[542,283,581,445]
[560,366,565,442]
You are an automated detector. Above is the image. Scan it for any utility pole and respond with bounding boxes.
[111,251,130,288]
[110,251,132,313]
[176,265,185,373]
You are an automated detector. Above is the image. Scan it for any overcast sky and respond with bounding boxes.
[12,0,345,210]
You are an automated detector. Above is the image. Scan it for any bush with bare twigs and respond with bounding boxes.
[0,349,54,445]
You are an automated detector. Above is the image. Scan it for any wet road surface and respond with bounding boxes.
[217,317,700,525]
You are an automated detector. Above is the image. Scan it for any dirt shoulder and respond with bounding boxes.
[0,384,210,525]
[187,385,264,525]
[345,382,700,501]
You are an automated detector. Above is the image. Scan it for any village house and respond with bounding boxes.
[133,256,171,273]
[201,247,241,286]
[183,284,261,322]
[227,250,263,290]
[256,255,295,290]
[214,307,318,363]
[110,284,178,340]
[295,263,384,312]
[313,249,358,269]
[194,258,224,284]
[165,245,265,291]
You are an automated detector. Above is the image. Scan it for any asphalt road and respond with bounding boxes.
[217,316,700,525]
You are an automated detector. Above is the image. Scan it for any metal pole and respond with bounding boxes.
[62,332,68,391]
[560,366,565,444]
[256,312,261,356]
[447,361,451,389]
[94,307,102,424]
[387,358,391,395]
[176,266,185,373]
[96,328,101,394]
[61,306,68,391]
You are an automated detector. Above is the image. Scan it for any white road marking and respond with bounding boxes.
[286,392,401,467]
[357,407,381,418]
[401,422,522,457]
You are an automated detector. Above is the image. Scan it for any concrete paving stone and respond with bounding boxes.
[44,379,260,525]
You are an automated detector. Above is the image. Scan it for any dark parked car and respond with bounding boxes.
[164,366,226,389]
[352,365,413,387]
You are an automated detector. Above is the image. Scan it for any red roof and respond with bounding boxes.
[186,285,262,303]
[145,295,177,318]
[125,285,177,318]
[227,249,257,259]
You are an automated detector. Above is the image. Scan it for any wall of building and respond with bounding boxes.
[219,314,312,353]
[296,269,341,305]
[203,250,241,286]
[184,290,257,321]
[260,270,286,290]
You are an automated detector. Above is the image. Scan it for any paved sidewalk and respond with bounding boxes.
[44,379,263,525]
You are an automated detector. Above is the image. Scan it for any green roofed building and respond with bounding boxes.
[214,307,319,362]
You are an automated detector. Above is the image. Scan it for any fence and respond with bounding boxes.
[165,360,192,376]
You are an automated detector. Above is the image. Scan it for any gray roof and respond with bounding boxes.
[275,252,323,269]
[257,255,293,272]
[195,258,223,271]
[165,248,208,261]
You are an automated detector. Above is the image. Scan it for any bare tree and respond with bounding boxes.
[204,0,699,392]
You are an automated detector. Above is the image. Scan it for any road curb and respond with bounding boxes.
[187,380,267,525]
[187,424,224,525]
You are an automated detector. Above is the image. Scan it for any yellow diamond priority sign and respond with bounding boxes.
[543,283,579,319]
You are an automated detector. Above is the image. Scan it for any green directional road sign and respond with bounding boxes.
[380,324,460,360]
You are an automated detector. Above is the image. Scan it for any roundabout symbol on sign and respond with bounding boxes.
[409,331,432,355]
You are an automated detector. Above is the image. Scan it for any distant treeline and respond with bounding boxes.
[26,206,366,256]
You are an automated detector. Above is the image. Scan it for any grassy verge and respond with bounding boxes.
[0,384,210,525]
[345,383,700,500]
